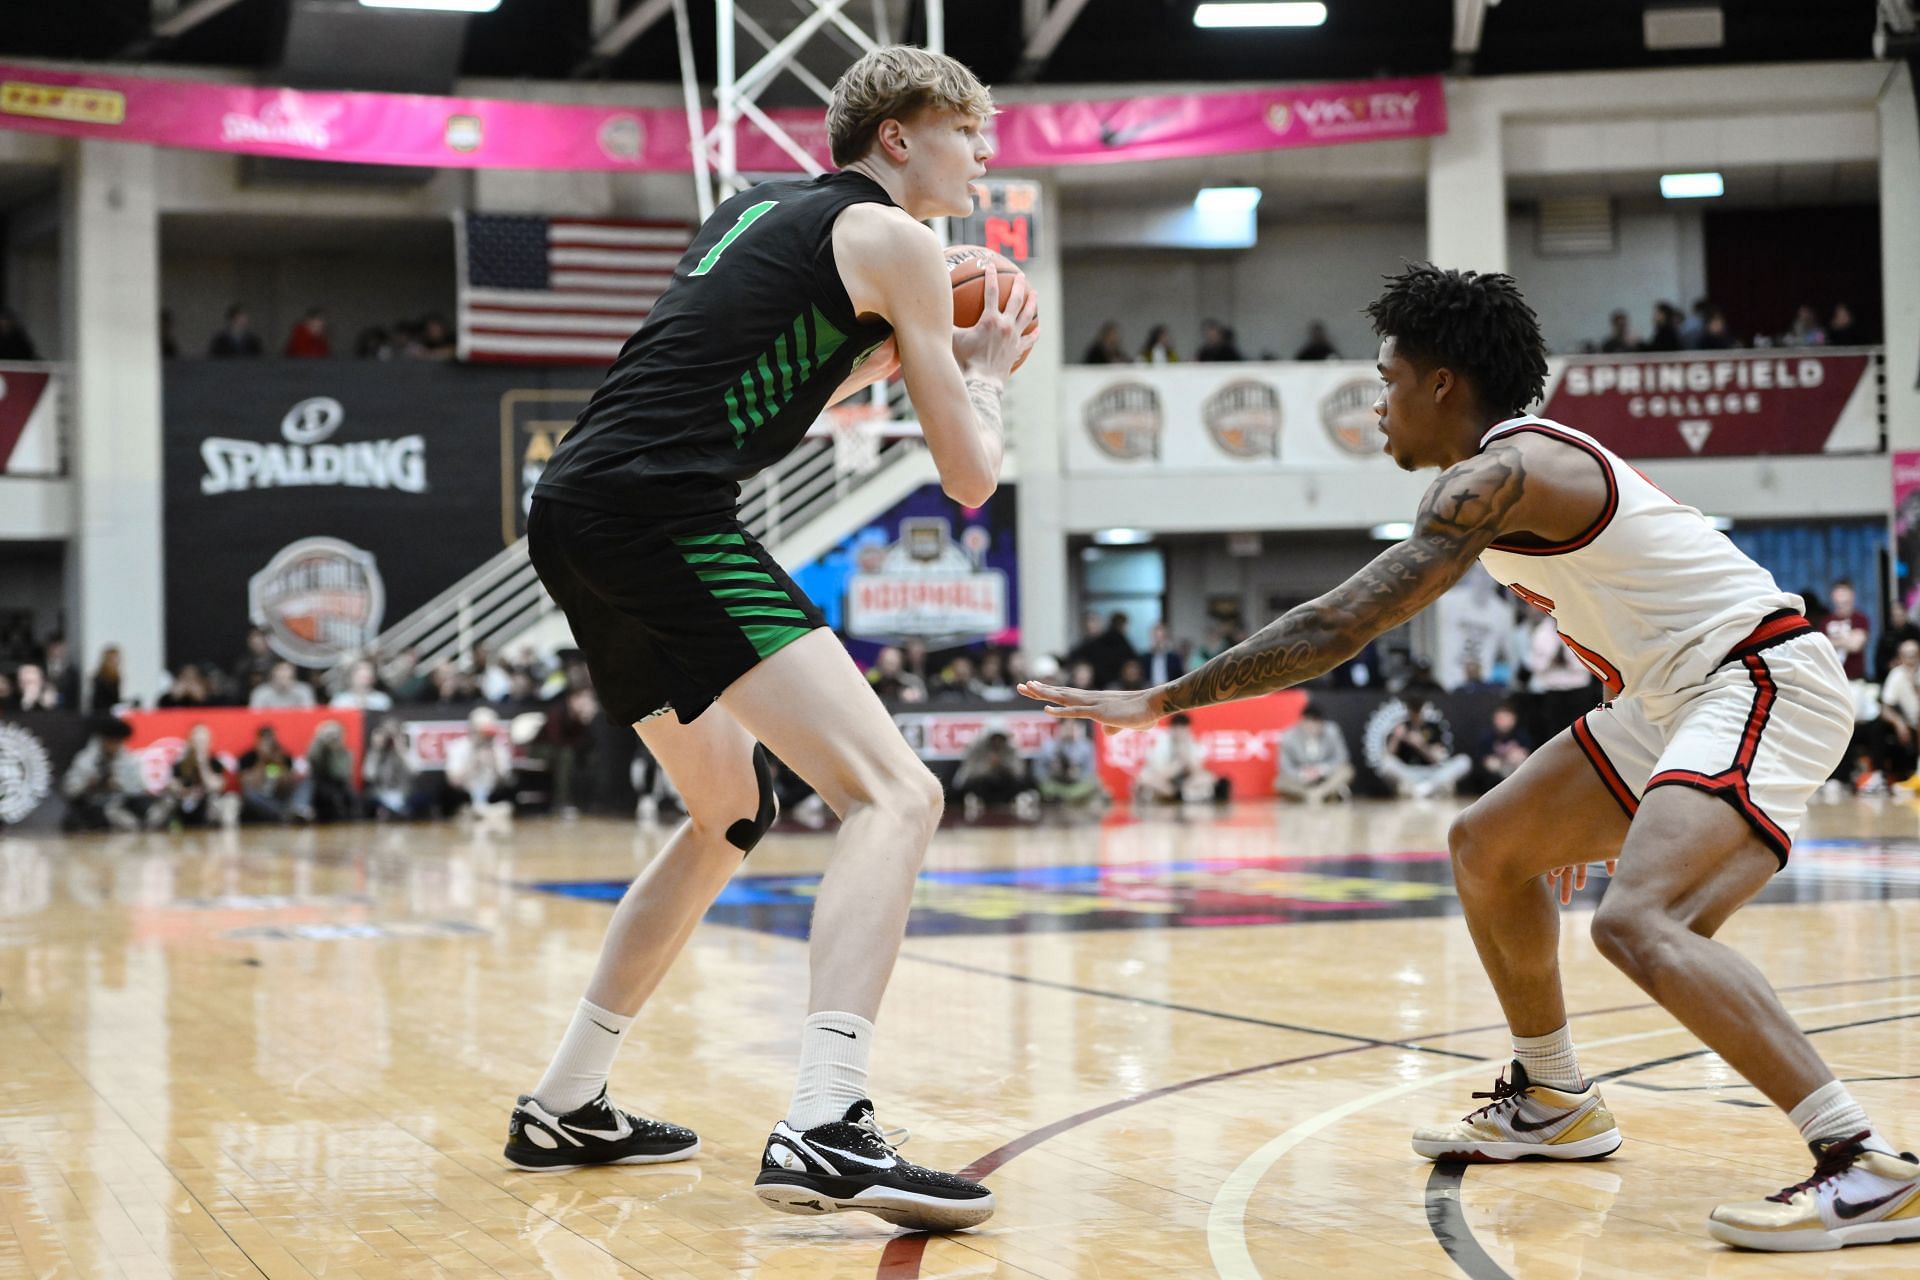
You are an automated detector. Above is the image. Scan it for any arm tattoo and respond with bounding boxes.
[964,375,1006,448]
[1159,443,1529,714]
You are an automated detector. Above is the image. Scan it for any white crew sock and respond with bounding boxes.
[786,1011,874,1130]
[532,998,634,1114]
[1790,1080,1894,1153]
[1512,1025,1584,1091]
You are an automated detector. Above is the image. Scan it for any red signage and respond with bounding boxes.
[1540,352,1873,458]
[122,708,364,793]
[1094,692,1308,799]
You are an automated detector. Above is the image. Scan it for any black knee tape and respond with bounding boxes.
[725,745,778,855]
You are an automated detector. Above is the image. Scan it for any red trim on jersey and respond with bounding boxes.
[1726,611,1813,663]
[1642,653,1791,865]
[1560,632,1625,700]
[1484,425,1620,557]
[1572,715,1639,819]
[1507,582,1555,613]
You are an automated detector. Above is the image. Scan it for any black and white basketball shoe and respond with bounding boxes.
[753,1099,995,1230]
[504,1088,700,1171]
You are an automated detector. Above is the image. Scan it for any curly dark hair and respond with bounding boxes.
[1365,263,1548,416]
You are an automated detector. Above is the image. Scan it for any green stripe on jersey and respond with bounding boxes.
[711,586,794,601]
[682,551,760,566]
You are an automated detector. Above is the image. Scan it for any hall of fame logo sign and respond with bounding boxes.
[0,722,54,825]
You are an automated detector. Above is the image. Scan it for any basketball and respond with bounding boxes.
[946,244,1039,373]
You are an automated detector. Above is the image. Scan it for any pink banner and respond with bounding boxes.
[0,62,1444,173]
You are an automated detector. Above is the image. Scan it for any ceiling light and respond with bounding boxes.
[1370,522,1414,541]
[358,0,503,12]
[1194,186,1262,215]
[1194,3,1328,27]
[1660,171,1724,199]
[1092,528,1153,546]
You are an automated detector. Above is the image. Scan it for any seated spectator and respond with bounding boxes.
[284,308,330,358]
[1082,321,1131,365]
[385,647,431,702]
[1107,657,1147,691]
[303,721,358,822]
[43,636,81,709]
[208,304,264,357]
[412,314,457,360]
[159,664,213,707]
[1697,307,1736,350]
[1142,623,1186,686]
[1877,640,1920,790]
[1473,702,1534,793]
[1196,319,1244,362]
[1782,304,1827,347]
[0,307,39,361]
[951,727,1037,818]
[544,687,601,816]
[1034,718,1106,808]
[1454,658,1502,694]
[1274,702,1353,804]
[430,661,479,703]
[1818,579,1871,684]
[232,627,277,699]
[1139,324,1178,364]
[1134,714,1228,803]
[932,654,983,703]
[867,645,927,703]
[976,649,1016,701]
[250,661,316,710]
[901,637,932,687]
[1876,600,1920,682]
[445,706,515,819]
[1599,309,1634,353]
[1068,610,1138,691]
[61,716,152,831]
[238,726,312,824]
[1680,297,1711,348]
[364,718,426,820]
[355,326,394,359]
[330,659,393,712]
[90,645,123,712]
[1376,697,1470,799]
[1827,302,1860,347]
[1641,301,1683,352]
[1067,659,1097,691]
[12,662,60,711]
[1293,321,1339,361]
[156,723,235,829]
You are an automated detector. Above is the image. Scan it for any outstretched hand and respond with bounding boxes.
[1016,680,1162,731]
[1546,859,1618,905]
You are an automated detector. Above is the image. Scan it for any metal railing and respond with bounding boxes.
[364,405,930,683]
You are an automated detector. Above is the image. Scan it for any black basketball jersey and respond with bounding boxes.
[535,170,898,519]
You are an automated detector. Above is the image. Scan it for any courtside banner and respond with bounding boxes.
[121,709,365,793]
[0,62,1443,172]
[1065,349,1884,474]
[1094,693,1309,799]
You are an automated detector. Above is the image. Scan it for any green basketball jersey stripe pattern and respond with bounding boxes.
[671,533,817,658]
[723,305,848,448]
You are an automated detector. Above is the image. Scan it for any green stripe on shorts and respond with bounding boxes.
[711,586,795,600]
[682,551,760,566]
[672,532,747,547]
[693,568,777,585]
[740,623,814,658]
[724,605,811,622]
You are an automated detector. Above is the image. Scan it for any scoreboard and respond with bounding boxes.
[958,179,1041,264]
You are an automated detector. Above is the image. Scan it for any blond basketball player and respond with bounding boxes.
[1021,263,1920,1252]
[503,47,1035,1232]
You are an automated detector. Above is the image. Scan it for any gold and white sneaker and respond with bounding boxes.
[1709,1132,1920,1252]
[1412,1061,1622,1162]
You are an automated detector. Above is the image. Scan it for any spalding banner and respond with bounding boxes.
[164,362,596,670]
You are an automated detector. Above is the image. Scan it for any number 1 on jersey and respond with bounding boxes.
[689,200,778,277]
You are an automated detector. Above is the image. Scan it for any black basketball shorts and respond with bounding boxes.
[527,497,827,726]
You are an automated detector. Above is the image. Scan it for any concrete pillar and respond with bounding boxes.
[1426,83,1507,274]
[62,140,165,707]
[1882,62,1920,452]
[1010,175,1071,660]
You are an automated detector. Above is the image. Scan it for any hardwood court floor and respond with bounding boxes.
[3,796,1919,1279]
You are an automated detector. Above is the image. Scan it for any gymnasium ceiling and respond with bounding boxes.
[0,2,1891,90]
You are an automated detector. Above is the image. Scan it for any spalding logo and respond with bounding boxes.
[1202,379,1281,459]
[1084,381,1162,461]
[1321,377,1384,457]
[247,537,386,668]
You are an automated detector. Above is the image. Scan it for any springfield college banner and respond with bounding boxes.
[1063,349,1882,473]
[164,362,597,671]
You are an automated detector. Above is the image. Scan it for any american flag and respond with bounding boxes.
[456,213,694,365]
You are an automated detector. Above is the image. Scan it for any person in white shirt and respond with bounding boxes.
[445,706,514,818]
[248,661,316,710]
[1133,714,1226,803]
[329,659,393,712]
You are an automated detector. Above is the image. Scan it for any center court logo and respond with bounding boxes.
[248,537,387,667]
[0,723,53,825]
[1084,381,1163,461]
[1321,377,1384,457]
[1202,379,1282,459]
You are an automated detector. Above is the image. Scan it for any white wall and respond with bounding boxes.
[161,237,455,359]
[1063,205,1710,362]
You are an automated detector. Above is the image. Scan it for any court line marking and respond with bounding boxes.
[899,952,1483,1059]
[1421,1007,1920,1280]
[1205,992,1920,1279]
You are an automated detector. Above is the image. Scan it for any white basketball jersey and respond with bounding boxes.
[1475,415,1803,705]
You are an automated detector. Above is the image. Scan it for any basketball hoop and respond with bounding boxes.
[827,401,887,475]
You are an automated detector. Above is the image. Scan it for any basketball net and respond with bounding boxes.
[827,400,887,475]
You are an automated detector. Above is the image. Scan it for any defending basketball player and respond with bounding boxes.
[501,46,1035,1231]
[1020,264,1920,1252]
